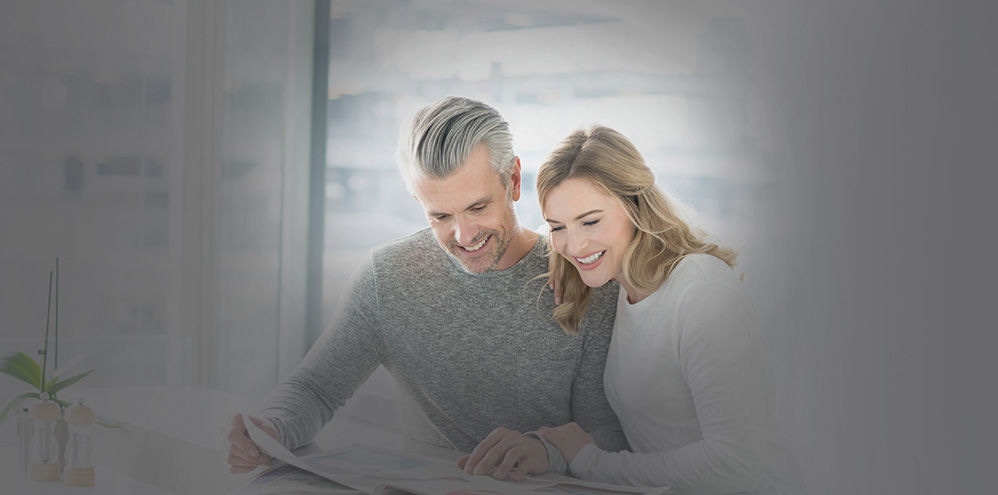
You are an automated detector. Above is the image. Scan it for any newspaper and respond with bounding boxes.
[242,415,667,495]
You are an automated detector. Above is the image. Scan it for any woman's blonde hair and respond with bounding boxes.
[536,125,738,334]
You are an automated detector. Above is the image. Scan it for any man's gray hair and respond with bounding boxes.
[397,96,516,193]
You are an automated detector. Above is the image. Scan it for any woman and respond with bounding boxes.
[535,126,801,494]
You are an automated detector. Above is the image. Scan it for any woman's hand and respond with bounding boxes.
[537,422,595,464]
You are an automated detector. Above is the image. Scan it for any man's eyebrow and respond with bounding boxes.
[427,196,492,217]
[465,197,491,210]
[545,209,603,224]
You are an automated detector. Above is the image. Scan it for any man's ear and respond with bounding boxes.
[509,157,523,201]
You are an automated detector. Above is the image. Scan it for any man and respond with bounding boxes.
[226,96,626,481]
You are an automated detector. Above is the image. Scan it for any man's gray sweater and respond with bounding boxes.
[259,228,627,471]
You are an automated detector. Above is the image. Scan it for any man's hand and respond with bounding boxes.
[456,427,549,481]
[226,413,278,474]
[537,422,594,464]
[548,276,563,306]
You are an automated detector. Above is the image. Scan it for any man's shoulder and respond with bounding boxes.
[575,280,619,337]
[589,280,620,309]
[369,228,439,263]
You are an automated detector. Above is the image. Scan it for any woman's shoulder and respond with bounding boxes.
[671,253,739,287]
[662,254,750,317]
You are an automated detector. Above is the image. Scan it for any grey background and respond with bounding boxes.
[751,0,997,493]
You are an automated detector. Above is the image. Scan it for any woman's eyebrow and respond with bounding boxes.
[574,209,603,220]
[545,209,603,224]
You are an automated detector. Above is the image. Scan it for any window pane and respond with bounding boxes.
[321,1,786,410]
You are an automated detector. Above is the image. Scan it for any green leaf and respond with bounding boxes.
[96,415,123,429]
[0,391,41,423]
[46,369,94,396]
[0,352,42,391]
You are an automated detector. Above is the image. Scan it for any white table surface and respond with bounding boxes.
[0,385,414,495]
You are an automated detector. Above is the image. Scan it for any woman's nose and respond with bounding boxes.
[565,230,588,256]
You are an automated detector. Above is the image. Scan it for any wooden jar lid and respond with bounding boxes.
[29,400,61,421]
[66,400,95,425]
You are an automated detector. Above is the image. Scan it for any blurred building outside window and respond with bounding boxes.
[321,1,788,411]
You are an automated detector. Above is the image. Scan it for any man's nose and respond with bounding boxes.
[454,216,478,245]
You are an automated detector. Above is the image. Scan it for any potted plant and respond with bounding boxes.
[0,352,94,423]
[2,259,121,478]
[2,258,98,423]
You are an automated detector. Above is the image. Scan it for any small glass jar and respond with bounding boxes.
[16,405,33,474]
[63,399,95,486]
[28,398,61,481]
